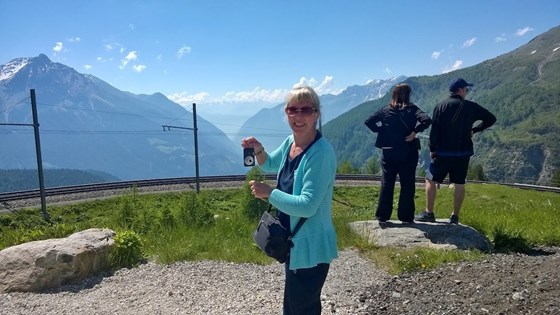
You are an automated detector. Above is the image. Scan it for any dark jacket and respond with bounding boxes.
[365,103,432,154]
[429,95,496,156]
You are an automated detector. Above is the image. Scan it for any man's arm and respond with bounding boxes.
[472,105,496,134]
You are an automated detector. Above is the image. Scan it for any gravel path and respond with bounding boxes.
[2,247,560,314]
[0,249,389,315]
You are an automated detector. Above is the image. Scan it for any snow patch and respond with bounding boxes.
[0,58,30,81]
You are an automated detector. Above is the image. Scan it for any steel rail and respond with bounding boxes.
[1,174,559,203]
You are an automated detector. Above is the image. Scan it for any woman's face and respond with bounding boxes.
[285,102,318,136]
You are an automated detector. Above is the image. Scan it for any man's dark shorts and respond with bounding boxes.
[427,156,470,184]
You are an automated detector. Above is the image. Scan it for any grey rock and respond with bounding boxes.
[0,228,115,293]
[349,220,493,252]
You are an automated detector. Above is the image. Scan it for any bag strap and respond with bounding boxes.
[268,204,307,238]
[450,101,464,124]
[397,108,413,131]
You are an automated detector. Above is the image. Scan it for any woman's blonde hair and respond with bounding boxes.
[285,86,321,114]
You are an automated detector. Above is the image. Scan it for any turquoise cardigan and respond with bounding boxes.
[260,134,338,270]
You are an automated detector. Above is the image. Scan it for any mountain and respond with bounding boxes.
[235,76,406,150]
[323,25,560,185]
[0,54,245,182]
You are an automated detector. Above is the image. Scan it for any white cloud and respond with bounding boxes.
[96,56,106,62]
[431,51,441,60]
[119,51,138,70]
[68,37,80,42]
[221,87,287,103]
[156,54,163,62]
[168,76,340,109]
[105,44,113,51]
[167,91,211,104]
[515,26,534,36]
[133,64,146,72]
[495,33,507,42]
[84,65,92,70]
[176,45,192,59]
[442,60,463,73]
[384,67,392,74]
[462,37,477,48]
[293,76,342,95]
[52,41,64,53]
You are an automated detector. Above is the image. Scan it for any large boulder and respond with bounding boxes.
[0,228,116,293]
[349,220,492,252]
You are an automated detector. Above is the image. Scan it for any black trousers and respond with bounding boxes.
[376,149,418,222]
[283,262,330,315]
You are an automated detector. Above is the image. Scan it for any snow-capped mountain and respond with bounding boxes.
[0,54,245,180]
[0,57,30,81]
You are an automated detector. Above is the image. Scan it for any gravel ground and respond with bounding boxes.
[361,246,560,315]
[1,247,559,314]
[0,249,388,315]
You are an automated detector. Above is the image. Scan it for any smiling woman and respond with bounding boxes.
[241,85,338,314]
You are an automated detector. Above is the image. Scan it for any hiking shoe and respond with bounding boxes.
[449,215,459,224]
[415,211,436,222]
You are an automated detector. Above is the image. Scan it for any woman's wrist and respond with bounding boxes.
[255,147,265,156]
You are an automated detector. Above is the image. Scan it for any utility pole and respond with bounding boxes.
[0,89,50,221]
[162,103,200,192]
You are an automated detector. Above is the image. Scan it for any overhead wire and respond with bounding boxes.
[0,96,30,114]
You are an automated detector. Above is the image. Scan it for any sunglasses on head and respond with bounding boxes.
[285,106,317,116]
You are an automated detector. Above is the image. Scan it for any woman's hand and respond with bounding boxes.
[241,136,264,151]
[404,131,416,142]
[249,180,273,200]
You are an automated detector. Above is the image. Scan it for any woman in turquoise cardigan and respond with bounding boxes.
[241,86,338,315]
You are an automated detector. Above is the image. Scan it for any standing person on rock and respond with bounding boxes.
[364,83,432,224]
[241,86,338,315]
[415,78,496,224]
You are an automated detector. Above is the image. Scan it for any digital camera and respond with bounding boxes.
[243,148,255,167]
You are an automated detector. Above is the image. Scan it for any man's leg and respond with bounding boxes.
[425,179,438,213]
[452,183,465,216]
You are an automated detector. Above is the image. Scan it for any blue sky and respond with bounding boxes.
[1,0,559,118]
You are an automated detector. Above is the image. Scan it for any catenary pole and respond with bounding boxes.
[161,103,200,193]
[192,103,200,193]
[30,89,50,222]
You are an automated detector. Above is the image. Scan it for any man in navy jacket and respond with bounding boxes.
[416,78,496,224]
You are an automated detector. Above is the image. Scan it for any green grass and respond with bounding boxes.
[1,182,559,274]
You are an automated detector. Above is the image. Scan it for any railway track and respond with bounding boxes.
[1,174,559,203]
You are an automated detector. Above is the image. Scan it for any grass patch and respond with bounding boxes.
[1,182,559,274]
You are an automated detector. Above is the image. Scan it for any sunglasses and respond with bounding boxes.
[285,106,317,116]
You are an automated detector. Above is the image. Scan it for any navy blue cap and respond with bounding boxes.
[449,78,473,91]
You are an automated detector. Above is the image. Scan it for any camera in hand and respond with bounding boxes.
[243,148,255,167]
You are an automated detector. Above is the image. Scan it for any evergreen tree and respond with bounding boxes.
[362,157,380,175]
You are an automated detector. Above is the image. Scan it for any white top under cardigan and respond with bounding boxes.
[260,134,338,270]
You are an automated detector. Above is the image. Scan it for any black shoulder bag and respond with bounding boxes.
[253,205,306,263]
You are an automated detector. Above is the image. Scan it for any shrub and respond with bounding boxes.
[178,192,214,227]
[243,167,268,218]
[110,230,144,269]
[116,188,138,229]
[159,206,176,230]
